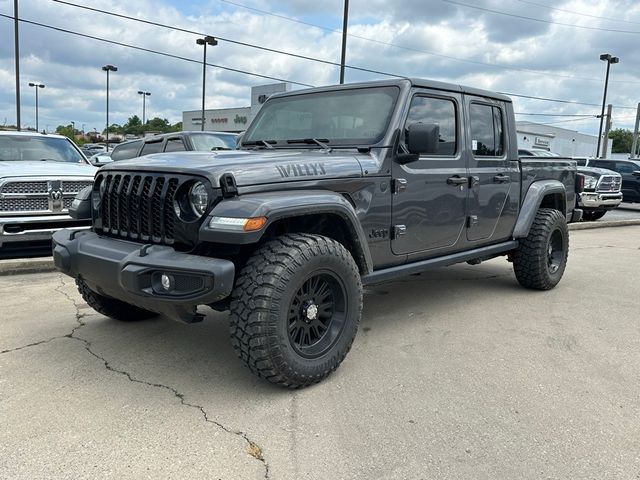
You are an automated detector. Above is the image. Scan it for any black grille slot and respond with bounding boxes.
[151,177,166,240]
[94,172,209,248]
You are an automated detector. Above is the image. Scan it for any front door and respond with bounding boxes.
[391,91,468,256]
[465,100,520,243]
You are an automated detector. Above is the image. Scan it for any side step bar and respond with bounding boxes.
[362,240,518,285]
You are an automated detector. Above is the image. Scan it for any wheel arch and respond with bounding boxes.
[513,180,566,238]
[199,190,373,275]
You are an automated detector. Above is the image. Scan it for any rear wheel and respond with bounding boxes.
[582,210,606,221]
[513,208,569,290]
[229,233,362,388]
[76,279,158,321]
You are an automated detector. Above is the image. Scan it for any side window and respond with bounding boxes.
[140,140,164,156]
[110,140,142,161]
[470,103,504,157]
[615,162,635,174]
[593,160,613,170]
[164,138,186,153]
[406,96,457,156]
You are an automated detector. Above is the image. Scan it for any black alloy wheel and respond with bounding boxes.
[288,271,347,358]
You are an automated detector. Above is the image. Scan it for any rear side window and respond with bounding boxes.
[140,140,164,156]
[164,138,187,152]
[470,103,504,157]
[111,140,142,161]
[406,96,457,156]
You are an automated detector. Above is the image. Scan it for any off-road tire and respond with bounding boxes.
[513,208,569,290]
[582,210,606,222]
[76,278,158,321]
[229,233,363,388]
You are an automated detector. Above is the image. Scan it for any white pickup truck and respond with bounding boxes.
[0,131,96,253]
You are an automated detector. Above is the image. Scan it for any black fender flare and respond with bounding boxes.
[199,190,373,274]
[513,180,566,238]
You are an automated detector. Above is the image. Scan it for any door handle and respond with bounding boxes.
[493,174,511,183]
[447,175,467,186]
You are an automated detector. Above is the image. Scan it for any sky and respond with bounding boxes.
[1,0,640,135]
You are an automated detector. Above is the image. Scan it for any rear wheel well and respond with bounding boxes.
[262,213,369,274]
[539,192,566,216]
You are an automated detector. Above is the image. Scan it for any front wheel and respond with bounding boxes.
[229,234,363,388]
[513,208,569,290]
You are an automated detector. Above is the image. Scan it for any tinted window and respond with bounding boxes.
[111,140,142,161]
[164,138,186,152]
[406,96,457,156]
[575,159,587,166]
[140,140,164,156]
[615,162,636,174]
[470,103,504,157]
[592,160,614,170]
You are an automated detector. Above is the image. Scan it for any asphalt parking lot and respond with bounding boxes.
[1,226,640,480]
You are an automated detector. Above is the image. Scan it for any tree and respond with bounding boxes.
[55,124,76,140]
[123,115,143,136]
[608,128,633,154]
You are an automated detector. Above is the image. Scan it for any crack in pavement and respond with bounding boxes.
[54,275,271,479]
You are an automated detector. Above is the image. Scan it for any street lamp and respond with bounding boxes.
[339,0,349,84]
[596,53,619,158]
[196,35,217,131]
[71,121,75,137]
[137,90,151,126]
[101,64,118,151]
[28,82,44,131]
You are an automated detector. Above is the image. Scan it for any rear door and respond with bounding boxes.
[391,90,468,256]
[465,99,520,243]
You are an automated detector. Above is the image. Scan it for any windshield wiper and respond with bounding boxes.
[210,147,233,151]
[286,138,331,152]
[39,158,67,162]
[242,140,276,149]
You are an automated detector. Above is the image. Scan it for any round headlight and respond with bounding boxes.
[189,182,209,217]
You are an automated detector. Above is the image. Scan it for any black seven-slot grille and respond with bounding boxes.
[94,172,210,248]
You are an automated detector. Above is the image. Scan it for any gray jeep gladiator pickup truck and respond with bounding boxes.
[53,79,581,388]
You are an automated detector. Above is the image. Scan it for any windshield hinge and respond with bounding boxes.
[220,173,238,198]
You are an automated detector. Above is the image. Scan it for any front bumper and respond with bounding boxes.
[578,192,623,209]
[0,214,90,248]
[52,230,235,323]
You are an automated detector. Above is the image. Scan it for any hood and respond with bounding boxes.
[102,150,365,187]
[577,165,620,177]
[0,161,97,178]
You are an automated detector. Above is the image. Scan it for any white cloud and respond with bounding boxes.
[0,0,639,134]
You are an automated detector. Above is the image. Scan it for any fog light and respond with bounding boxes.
[160,274,174,291]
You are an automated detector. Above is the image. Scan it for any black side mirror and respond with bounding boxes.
[406,123,439,156]
[632,170,640,177]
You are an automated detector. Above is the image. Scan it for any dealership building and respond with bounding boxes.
[183,83,291,133]
[516,121,611,157]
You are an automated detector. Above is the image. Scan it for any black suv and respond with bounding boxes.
[585,159,640,203]
[54,79,580,388]
[110,131,238,162]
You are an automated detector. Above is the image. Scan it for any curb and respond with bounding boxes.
[569,219,640,231]
[0,257,56,276]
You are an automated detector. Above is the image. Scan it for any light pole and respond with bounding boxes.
[137,90,151,127]
[28,82,45,131]
[196,36,217,131]
[339,0,349,84]
[101,64,118,150]
[596,53,619,158]
[14,0,21,131]
[71,121,75,138]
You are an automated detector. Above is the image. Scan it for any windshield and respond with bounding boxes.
[0,135,86,163]
[243,86,400,147]
[191,133,237,151]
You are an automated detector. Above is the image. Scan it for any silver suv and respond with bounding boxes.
[0,131,96,252]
